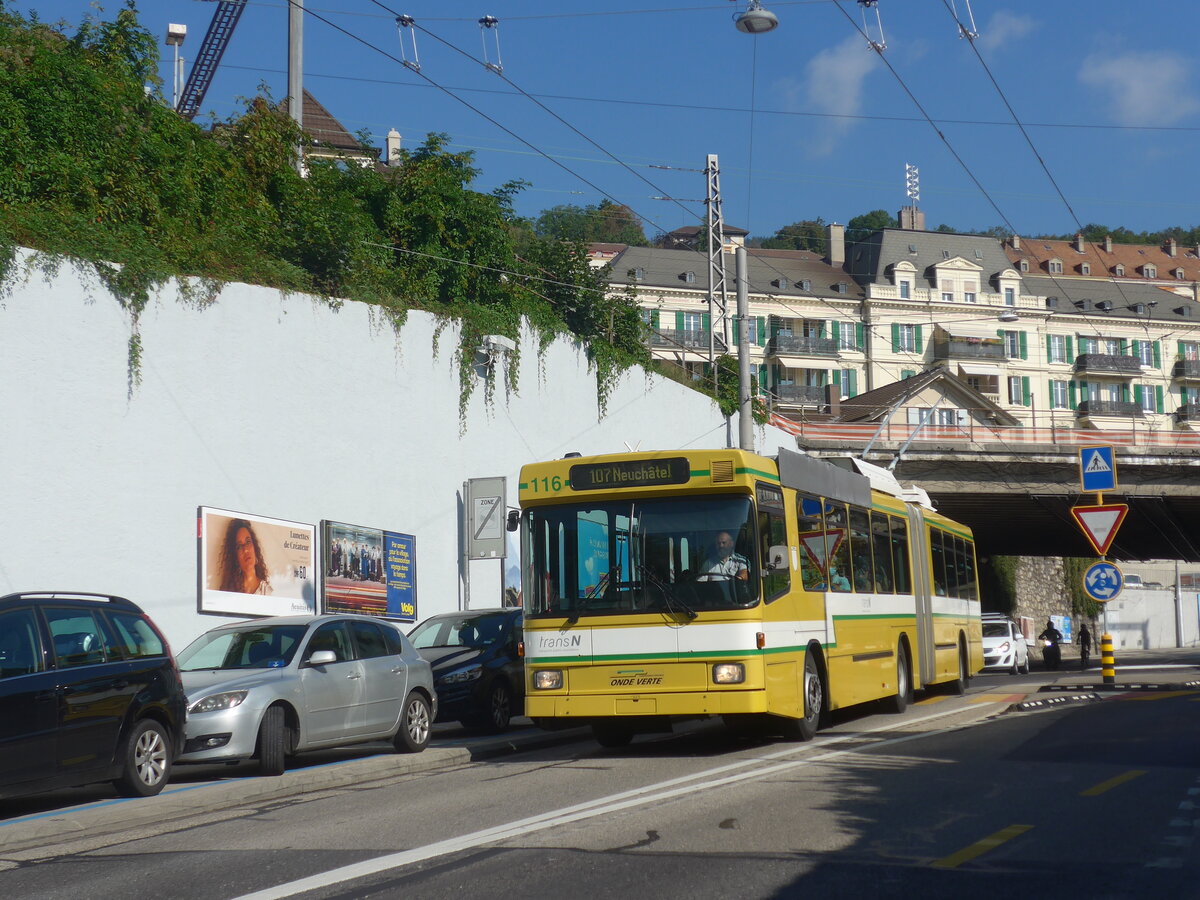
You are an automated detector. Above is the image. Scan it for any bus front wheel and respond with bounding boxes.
[779,652,822,742]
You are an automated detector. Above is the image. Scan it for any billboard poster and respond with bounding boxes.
[198,507,316,617]
[323,520,417,622]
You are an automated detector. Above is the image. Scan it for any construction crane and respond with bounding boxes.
[175,0,248,120]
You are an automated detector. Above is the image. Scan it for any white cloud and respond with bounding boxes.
[778,34,879,157]
[1079,51,1200,127]
[977,11,1036,52]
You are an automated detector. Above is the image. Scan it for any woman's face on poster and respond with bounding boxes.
[235,526,258,575]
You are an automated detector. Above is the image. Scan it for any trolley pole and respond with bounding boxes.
[736,246,753,452]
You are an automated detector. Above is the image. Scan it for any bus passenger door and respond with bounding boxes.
[906,507,936,689]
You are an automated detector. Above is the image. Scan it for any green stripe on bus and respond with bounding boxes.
[738,466,780,481]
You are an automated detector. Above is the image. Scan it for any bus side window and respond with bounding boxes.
[825,502,851,592]
[795,493,826,590]
[758,508,790,602]
[930,528,948,596]
[871,512,894,593]
[848,506,874,593]
[963,539,978,601]
[890,516,911,594]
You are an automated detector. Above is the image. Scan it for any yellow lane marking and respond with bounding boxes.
[1081,770,1146,797]
[932,824,1033,869]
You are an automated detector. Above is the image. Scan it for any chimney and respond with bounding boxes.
[826,223,845,269]
[1166,238,1178,258]
[1011,234,1020,250]
[386,128,402,166]
[824,383,841,418]
[1103,235,1113,253]
[1073,233,1085,253]
[898,207,925,230]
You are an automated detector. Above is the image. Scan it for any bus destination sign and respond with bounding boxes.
[569,457,691,491]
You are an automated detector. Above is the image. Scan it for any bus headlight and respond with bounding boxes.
[712,663,745,684]
[533,669,563,690]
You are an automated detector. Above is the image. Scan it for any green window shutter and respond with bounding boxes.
[891,323,901,352]
[1049,383,1056,407]
[1133,384,1143,406]
[830,320,841,344]
[1184,387,1190,405]
[855,323,864,349]
[1156,385,1164,413]
[996,328,1004,339]
[1180,341,1188,359]
[1046,335,1053,361]
[1153,341,1162,368]
[1119,339,1129,355]
[1132,339,1142,359]
[1121,384,1130,403]
[831,369,841,387]
[1079,379,1089,396]
[1019,331,1028,360]
[674,311,684,332]
[818,321,828,339]
[1022,375,1031,407]
[702,313,711,331]
[1069,382,1078,409]
[914,325,924,354]
[1067,336,1074,360]
[756,317,766,346]
[733,317,741,342]
[848,370,858,397]
[901,369,916,379]
[651,310,660,328]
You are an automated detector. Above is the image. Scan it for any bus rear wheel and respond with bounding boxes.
[881,643,910,714]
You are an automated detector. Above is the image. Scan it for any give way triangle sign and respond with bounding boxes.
[1070,503,1129,556]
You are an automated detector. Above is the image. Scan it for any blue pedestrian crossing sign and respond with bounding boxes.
[1083,561,1123,602]
[1079,445,1117,493]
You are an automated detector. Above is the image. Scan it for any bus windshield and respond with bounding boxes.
[522,496,758,618]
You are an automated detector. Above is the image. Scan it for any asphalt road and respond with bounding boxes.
[3,651,1199,900]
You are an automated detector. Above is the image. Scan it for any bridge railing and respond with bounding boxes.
[771,408,1200,449]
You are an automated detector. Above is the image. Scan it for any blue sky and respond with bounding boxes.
[14,1,1200,241]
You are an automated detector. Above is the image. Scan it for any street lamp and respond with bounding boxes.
[998,310,1019,323]
[165,23,187,110]
[734,0,779,34]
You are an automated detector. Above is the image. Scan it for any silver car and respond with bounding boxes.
[175,614,436,774]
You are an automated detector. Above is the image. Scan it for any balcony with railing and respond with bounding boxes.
[765,334,839,359]
[1175,403,1200,423]
[648,328,727,354]
[1073,353,1141,376]
[931,338,1006,362]
[1076,399,1143,418]
[770,384,826,407]
[1173,359,1200,380]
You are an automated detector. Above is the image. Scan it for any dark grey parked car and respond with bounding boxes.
[176,614,436,775]
[0,591,187,799]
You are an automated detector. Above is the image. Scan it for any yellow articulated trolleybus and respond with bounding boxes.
[517,446,982,747]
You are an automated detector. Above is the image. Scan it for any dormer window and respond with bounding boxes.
[1176,268,1186,279]
[899,281,910,299]
[1144,264,1157,278]
[1048,259,1063,274]
[941,250,950,259]
[773,277,790,289]
[835,282,847,294]
[908,244,918,254]
[633,267,646,282]
[974,249,984,260]
[1114,264,1125,276]
[1131,303,1146,314]
[683,271,696,284]
[1019,259,1029,272]
[1080,263,1091,275]
[799,279,811,291]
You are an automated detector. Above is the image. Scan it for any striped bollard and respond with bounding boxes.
[1100,632,1115,685]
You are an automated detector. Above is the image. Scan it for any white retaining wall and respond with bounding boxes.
[0,250,795,648]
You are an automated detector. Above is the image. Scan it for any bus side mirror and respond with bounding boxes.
[765,545,788,572]
[506,509,520,532]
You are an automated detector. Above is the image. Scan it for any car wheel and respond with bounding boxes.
[1021,653,1031,675]
[592,722,633,748]
[881,643,911,713]
[113,719,172,798]
[394,692,431,753]
[1010,654,1020,676]
[257,706,287,776]
[485,680,513,733]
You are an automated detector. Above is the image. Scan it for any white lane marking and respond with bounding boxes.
[231,704,992,900]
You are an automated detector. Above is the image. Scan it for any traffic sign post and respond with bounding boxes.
[1070,503,1129,557]
[1079,445,1117,494]
[1082,560,1123,603]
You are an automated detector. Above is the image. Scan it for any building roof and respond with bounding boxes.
[601,245,863,302]
[1005,236,1200,284]
[1020,275,1200,324]
[301,90,374,157]
[834,366,1021,426]
[847,228,1018,289]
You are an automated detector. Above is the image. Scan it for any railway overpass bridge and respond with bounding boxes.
[780,419,1200,562]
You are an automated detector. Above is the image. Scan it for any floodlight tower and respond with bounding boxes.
[165,24,187,109]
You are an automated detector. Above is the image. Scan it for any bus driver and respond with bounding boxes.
[698,531,749,582]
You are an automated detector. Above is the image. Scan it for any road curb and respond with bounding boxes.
[0,727,588,856]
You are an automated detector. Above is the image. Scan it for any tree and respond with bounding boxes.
[533,199,648,246]
[757,219,826,252]
[845,209,897,241]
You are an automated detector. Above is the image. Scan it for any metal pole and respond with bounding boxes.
[460,480,470,611]
[736,247,753,451]
[288,0,304,174]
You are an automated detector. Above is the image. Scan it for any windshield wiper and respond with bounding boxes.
[638,563,695,620]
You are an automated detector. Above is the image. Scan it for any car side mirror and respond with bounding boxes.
[764,545,788,572]
[306,650,337,667]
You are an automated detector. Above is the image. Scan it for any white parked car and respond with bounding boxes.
[981,613,1029,675]
[175,614,436,775]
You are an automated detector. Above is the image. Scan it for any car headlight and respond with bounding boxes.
[438,665,482,685]
[997,641,1010,653]
[712,663,745,684]
[533,669,563,690]
[189,690,248,714]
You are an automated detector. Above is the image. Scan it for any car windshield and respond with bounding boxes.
[982,622,1010,638]
[409,613,509,649]
[522,495,758,618]
[177,624,308,671]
